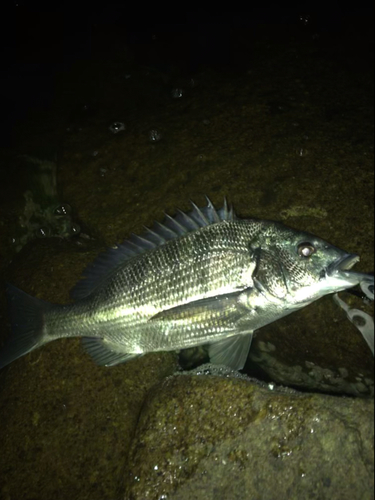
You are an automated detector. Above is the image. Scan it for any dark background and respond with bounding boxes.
[1,4,373,148]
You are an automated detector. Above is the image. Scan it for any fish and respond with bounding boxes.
[0,198,373,371]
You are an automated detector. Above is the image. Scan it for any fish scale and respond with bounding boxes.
[49,223,259,346]
[0,199,373,371]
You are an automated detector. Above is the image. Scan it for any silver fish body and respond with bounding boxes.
[1,199,373,370]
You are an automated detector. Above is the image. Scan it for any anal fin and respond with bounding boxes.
[82,337,141,366]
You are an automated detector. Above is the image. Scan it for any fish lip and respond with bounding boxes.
[326,253,360,276]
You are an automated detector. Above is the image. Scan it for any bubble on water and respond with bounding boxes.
[70,223,81,235]
[149,129,162,142]
[299,14,311,26]
[296,148,308,157]
[171,88,184,98]
[54,204,72,217]
[36,226,51,238]
[109,122,125,134]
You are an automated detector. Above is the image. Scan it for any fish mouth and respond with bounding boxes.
[326,253,360,276]
[326,254,374,300]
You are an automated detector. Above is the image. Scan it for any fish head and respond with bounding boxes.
[252,221,362,307]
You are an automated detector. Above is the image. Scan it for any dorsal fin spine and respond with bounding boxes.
[71,198,236,300]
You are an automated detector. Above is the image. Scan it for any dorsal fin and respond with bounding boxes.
[71,198,236,300]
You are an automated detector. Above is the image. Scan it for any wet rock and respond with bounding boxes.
[125,370,374,500]
[245,294,374,397]
[0,155,83,258]
[0,238,179,500]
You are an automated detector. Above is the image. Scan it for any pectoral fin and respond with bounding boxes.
[150,290,255,370]
[150,289,251,325]
[208,332,253,370]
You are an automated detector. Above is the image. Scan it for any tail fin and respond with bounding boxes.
[0,285,49,369]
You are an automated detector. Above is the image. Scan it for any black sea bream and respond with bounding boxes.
[1,199,373,371]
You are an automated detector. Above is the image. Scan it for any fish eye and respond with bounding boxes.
[297,242,316,258]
